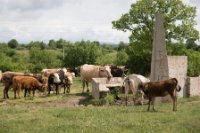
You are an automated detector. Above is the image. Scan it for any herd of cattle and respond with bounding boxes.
[0,64,181,111]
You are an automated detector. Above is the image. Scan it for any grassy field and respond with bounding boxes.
[0,77,200,133]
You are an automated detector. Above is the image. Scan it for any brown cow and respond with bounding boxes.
[139,78,181,112]
[12,76,45,99]
[1,71,25,99]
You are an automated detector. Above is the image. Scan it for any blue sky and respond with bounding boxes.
[0,0,199,44]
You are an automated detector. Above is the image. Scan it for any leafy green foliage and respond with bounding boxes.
[29,47,61,73]
[64,41,101,68]
[96,52,117,65]
[8,39,18,49]
[113,0,200,75]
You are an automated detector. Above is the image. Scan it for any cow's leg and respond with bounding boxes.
[171,91,177,111]
[4,85,10,99]
[55,85,59,95]
[24,89,27,97]
[14,89,17,99]
[125,85,129,106]
[147,97,152,111]
[48,85,51,95]
[3,87,7,99]
[173,96,177,111]
[67,85,70,93]
[5,85,10,99]
[86,82,89,92]
[152,97,156,111]
[33,90,35,97]
[63,85,66,94]
[82,81,85,93]
[17,89,20,99]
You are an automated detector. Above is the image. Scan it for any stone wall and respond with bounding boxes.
[186,76,200,97]
[168,56,187,97]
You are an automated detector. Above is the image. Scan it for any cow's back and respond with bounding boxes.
[146,78,178,96]
[13,76,41,89]
[80,64,99,82]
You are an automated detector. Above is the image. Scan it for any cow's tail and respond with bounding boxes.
[173,78,181,92]
[176,85,181,92]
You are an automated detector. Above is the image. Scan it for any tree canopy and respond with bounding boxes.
[8,39,18,49]
[113,0,199,44]
[112,0,199,75]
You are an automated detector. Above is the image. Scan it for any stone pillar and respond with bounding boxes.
[150,12,170,103]
[150,12,169,81]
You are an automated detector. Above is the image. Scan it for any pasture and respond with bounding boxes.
[0,77,200,133]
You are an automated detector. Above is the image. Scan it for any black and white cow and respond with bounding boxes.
[48,69,70,95]
[110,65,128,77]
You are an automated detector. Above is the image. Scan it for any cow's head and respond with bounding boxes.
[52,73,61,83]
[99,66,112,78]
[64,72,75,85]
[138,83,149,94]
[110,65,128,77]
[37,83,46,92]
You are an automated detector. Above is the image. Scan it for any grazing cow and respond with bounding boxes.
[12,76,45,98]
[138,78,181,111]
[48,69,70,95]
[124,74,150,105]
[1,72,44,99]
[110,65,128,77]
[1,71,25,99]
[80,64,112,93]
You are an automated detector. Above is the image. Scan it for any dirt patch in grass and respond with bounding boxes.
[0,95,87,108]
[32,96,86,107]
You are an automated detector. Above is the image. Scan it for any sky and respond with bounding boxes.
[0,0,199,44]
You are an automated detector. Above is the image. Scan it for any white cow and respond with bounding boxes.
[124,74,150,105]
[80,64,112,93]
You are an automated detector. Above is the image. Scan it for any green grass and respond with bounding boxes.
[0,78,200,133]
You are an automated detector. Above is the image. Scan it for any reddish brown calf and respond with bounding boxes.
[139,78,181,111]
[13,76,45,98]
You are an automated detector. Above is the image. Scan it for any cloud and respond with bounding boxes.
[0,0,133,43]
[0,0,199,44]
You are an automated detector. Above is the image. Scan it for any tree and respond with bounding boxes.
[118,41,128,51]
[56,38,65,49]
[116,50,128,66]
[186,38,198,51]
[27,41,46,50]
[64,41,101,68]
[8,39,18,49]
[48,39,56,49]
[96,53,117,65]
[29,47,61,72]
[112,0,199,75]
